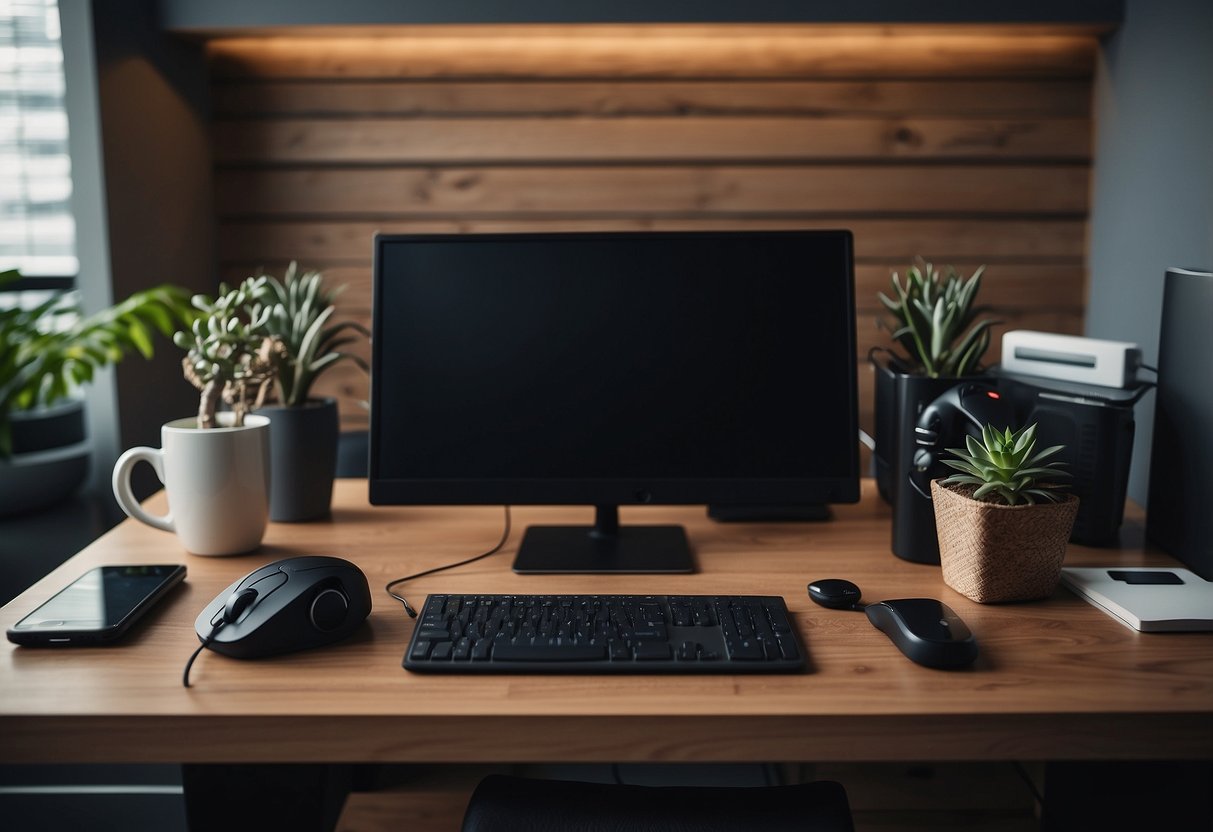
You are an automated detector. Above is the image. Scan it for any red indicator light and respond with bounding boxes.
[986,391,1001,399]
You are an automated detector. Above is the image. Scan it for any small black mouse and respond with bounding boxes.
[195,556,372,659]
[808,579,864,610]
[865,598,979,670]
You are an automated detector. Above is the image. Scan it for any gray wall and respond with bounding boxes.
[1086,0,1213,505]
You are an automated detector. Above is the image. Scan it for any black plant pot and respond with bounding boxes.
[872,358,982,565]
[873,360,964,507]
[0,400,91,517]
[258,398,339,522]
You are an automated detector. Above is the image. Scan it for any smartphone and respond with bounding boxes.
[6,564,186,646]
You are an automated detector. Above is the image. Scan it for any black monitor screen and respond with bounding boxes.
[370,231,858,510]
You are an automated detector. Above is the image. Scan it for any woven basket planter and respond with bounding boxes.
[931,480,1080,603]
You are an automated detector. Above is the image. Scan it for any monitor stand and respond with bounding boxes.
[512,504,694,574]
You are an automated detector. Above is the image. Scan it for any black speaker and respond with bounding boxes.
[1147,267,1213,580]
[992,371,1150,546]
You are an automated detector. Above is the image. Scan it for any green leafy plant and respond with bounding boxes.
[250,262,369,408]
[174,277,284,430]
[878,259,997,378]
[0,268,193,457]
[940,423,1069,506]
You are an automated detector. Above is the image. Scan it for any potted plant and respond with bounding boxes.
[112,278,283,555]
[870,259,999,564]
[873,260,997,495]
[175,276,285,428]
[251,262,369,521]
[0,267,192,515]
[931,423,1078,603]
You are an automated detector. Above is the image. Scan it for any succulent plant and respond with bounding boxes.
[250,262,369,408]
[1,268,193,456]
[940,423,1069,506]
[174,277,284,429]
[878,259,997,378]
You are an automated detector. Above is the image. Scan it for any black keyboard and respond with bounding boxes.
[403,594,804,673]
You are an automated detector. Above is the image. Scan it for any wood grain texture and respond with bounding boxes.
[211,79,1093,119]
[217,219,1088,263]
[2,482,1209,765]
[215,165,1091,217]
[213,116,1091,164]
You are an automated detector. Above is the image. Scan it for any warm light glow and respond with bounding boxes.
[205,25,1100,80]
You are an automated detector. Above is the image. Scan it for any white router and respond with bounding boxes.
[1001,331,1142,388]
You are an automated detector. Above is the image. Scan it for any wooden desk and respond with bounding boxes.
[2,479,1211,766]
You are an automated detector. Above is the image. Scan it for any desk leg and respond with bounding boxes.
[1041,761,1212,831]
[182,764,353,832]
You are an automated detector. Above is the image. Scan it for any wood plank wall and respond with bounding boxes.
[206,28,1095,438]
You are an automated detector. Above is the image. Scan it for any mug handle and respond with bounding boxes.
[112,447,175,533]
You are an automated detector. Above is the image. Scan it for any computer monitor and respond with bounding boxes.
[369,230,859,573]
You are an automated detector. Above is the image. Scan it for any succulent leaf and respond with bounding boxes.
[941,422,1071,506]
[879,258,998,378]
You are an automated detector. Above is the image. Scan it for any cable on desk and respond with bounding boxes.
[183,620,223,688]
[385,505,512,618]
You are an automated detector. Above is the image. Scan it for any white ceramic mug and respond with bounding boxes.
[112,414,271,556]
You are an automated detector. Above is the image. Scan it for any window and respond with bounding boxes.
[0,0,76,278]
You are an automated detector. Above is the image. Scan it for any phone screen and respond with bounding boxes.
[8,565,186,644]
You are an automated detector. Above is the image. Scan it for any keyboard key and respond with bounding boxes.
[418,621,448,637]
[493,644,607,662]
[608,641,631,661]
[634,643,671,661]
[726,638,763,660]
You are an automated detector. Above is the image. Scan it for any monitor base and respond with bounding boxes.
[513,511,694,574]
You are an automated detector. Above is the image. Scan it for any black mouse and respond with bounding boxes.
[864,598,979,670]
[195,556,372,659]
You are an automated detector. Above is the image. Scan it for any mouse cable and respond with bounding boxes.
[385,505,512,618]
[182,619,224,688]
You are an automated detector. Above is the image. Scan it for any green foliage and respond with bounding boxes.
[940,423,1069,506]
[249,262,369,408]
[174,263,368,428]
[174,277,283,429]
[878,259,997,378]
[1,268,194,457]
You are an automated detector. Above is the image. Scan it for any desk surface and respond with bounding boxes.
[2,480,1210,765]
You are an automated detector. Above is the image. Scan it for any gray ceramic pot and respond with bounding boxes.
[0,399,90,516]
[258,398,339,522]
